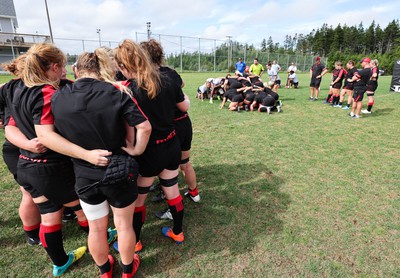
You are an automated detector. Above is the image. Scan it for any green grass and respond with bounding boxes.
[1,72,399,277]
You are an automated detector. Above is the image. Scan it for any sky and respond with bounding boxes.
[11,0,400,55]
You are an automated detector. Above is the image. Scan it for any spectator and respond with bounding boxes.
[287,70,299,89]
[271,60,281,73]
[235,58,246,75]
[287,62,297,73]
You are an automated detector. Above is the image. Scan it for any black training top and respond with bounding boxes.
[344,67,357,86]
[310,63,326,78]
[2,79,69,161]
[51,78,148,157]
[354,68,372,89]
[123,75,185,145]
[159,66,187,120]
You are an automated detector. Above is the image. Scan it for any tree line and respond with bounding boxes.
[166,20,400,74]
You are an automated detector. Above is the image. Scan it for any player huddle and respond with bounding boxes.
[0,39,199,277]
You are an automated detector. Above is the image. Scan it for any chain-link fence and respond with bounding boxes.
[1,31,327,73]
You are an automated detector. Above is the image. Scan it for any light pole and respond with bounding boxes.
[44,0,54,43]
[96,29,101,47]
[146,22,151,40]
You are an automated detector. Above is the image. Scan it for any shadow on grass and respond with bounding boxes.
[139,162,291,276]
[370,107,394,117]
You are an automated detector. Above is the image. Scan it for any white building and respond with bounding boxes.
[0,0,49,64]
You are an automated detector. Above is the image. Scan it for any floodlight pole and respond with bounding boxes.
[44,0,54,43]
[97,29,101,47]
[147,22,151,40]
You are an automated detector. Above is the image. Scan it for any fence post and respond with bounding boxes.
[214,40,216,72]
[198,38,201,72]
[180,36,183,73]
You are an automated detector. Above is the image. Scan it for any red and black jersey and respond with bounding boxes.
[51,78,148,158]
[310,63,326,78]
[123,75,185,145]
[354,68,372,89]
[0,78,21,126]
[332,68,345,84]
[344,67,357,85]
[368,67,379,84]
[4,79,68,161]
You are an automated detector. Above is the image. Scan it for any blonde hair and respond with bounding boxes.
[114,39,160,99]
[76,48,131,95]
[21,43,66,88]
[1,54,27,77]
[371,59,379,67]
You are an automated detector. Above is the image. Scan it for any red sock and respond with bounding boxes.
[188,187,199,197]
[39,224,68,266]
[78,219,89,233]
[167,196,184,234]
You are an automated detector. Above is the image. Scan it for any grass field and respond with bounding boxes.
[0,72,399,277]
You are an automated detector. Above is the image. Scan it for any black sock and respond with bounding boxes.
[122,262,133,274]
[367,105,372,111]
[326,94,331,101]
[133,206,146,241]
[24,223,40,240]
[39,224,69,266]
[167,196,184,235]
[98,258,111,274]
[338,102,343,106]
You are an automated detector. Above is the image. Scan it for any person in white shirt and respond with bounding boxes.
[287,70,299,89]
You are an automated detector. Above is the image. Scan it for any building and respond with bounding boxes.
[0,0,50,65]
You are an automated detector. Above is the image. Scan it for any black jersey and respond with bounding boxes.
[368,67,379,84]
[160,66,183,88]
[332,68,345,83]
[51,78,147,158]
[249,76,263,86]
[310,63,326,78]
[159,66,187,120]
[344,67,357,86]
[2,79,67,161]
[354,68,372,89]
[123,75,185,145]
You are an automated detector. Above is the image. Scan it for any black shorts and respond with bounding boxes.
[2,141,20,179]
[135,137,181,177]
[17,158,78,206]
[232,94,244,103]
[262,95,276,107]
[245,92,255,102]
[353,88,366,102]
[367,83,378,92]
[343,83,354,90]
[174,116,193,152]
[75,175,138,208]
[275,80,281,86]
[254,94,264,104]
[332,82,342,89]
[310,78,321,88]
